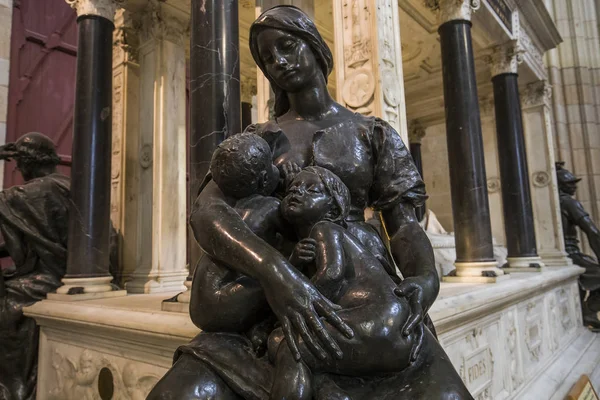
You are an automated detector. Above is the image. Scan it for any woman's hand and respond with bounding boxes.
[393,274,437,362]
[262,265,354,362]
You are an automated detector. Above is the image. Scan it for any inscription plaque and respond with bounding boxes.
[488,0,512,33]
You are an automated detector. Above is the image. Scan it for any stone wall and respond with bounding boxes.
[546,0,600,253]
[0,0,12,187]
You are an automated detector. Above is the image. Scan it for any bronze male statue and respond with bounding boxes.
[0,133,70,400]
[556,162,600,330]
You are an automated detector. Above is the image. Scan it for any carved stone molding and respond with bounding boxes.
[485,42,523,77]
[424,0,481,24]
[487,177,501,193]
[66,0,123,22]
[136,0,189,46]
[113,9,139,64]
[521,81,552,108]
[335,0,406,135]
[532,171,550,188]
[408,121,426,144]
[518,24,544,75]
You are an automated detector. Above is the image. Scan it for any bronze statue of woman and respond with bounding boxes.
[149,6,471,399]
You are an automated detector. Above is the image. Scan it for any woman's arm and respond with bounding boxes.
[190,181,353,361]
[382,202,440,330]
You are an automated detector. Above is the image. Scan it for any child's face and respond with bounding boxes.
[282,171,332,223]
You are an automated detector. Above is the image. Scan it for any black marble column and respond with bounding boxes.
[410,141,425,222]
[439,20,495,265]
[188,0,241,272]
[493,73,539,261]
[65,15,115,278]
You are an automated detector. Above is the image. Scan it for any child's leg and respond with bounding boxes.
[270,340,313,400]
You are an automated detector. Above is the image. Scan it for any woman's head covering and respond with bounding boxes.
[249,5,334,117]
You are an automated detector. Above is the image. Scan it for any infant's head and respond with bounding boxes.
[211,133,280,198]
[281,166,350,226]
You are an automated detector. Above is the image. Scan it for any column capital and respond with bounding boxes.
[485,42,523,77]
[408,121,426,144]
[136,1,190,46]
[425,0,481,24]
[241,75,257,104]
[113,9,139,64]
[66,0,123,22]
[521,81,552,108]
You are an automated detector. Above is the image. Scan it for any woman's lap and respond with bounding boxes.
[147,354,241,400]
[148,329,472,400]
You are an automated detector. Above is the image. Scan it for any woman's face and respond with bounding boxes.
[257,28,320,93]
[282,171,333,224]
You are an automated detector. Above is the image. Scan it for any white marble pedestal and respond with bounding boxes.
[24,266,598,400]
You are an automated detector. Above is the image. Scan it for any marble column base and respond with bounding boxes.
[48,277,126,301]
[504,256,546,272]
[125,270,188,294]
[540,250,574,267]
[444,261,510,283]
[161,280,191,313]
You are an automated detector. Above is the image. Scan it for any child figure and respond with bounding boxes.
[270,166,421,400]
[210,132,286,246]
[200,132,292,351]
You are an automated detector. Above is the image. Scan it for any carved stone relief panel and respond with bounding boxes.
[503,306,524,392]
[39,341,164,400]
[334,0,408,140]
[518,295,547,373]
[439,315,509,400]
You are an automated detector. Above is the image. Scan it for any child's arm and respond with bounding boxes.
[310,222,347,302]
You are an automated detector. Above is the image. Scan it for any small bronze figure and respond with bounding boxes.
[0,133,70,400]
[556,162,600,330]
[149,6,471,399]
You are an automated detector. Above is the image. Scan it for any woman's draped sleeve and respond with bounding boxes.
[369,118,427,211]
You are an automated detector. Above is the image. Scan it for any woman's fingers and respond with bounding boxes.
[409,323,425,362]
[314,299,354,339]
[402,293,423,336]
[291,312,327,360]
[303,306,344,359]
[281,317,302,361]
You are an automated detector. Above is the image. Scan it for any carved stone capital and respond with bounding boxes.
[136,1,189,46]
[113,9,139,63]
[408,121,426,144]
[66,0,123,22]
[521,81,552,108]
[241,75,257,104]
[485,42,523,77]
[425,0,481,24]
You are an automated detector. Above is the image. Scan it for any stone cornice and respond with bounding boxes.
[514,0,562,51]
[66,0,124,22]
